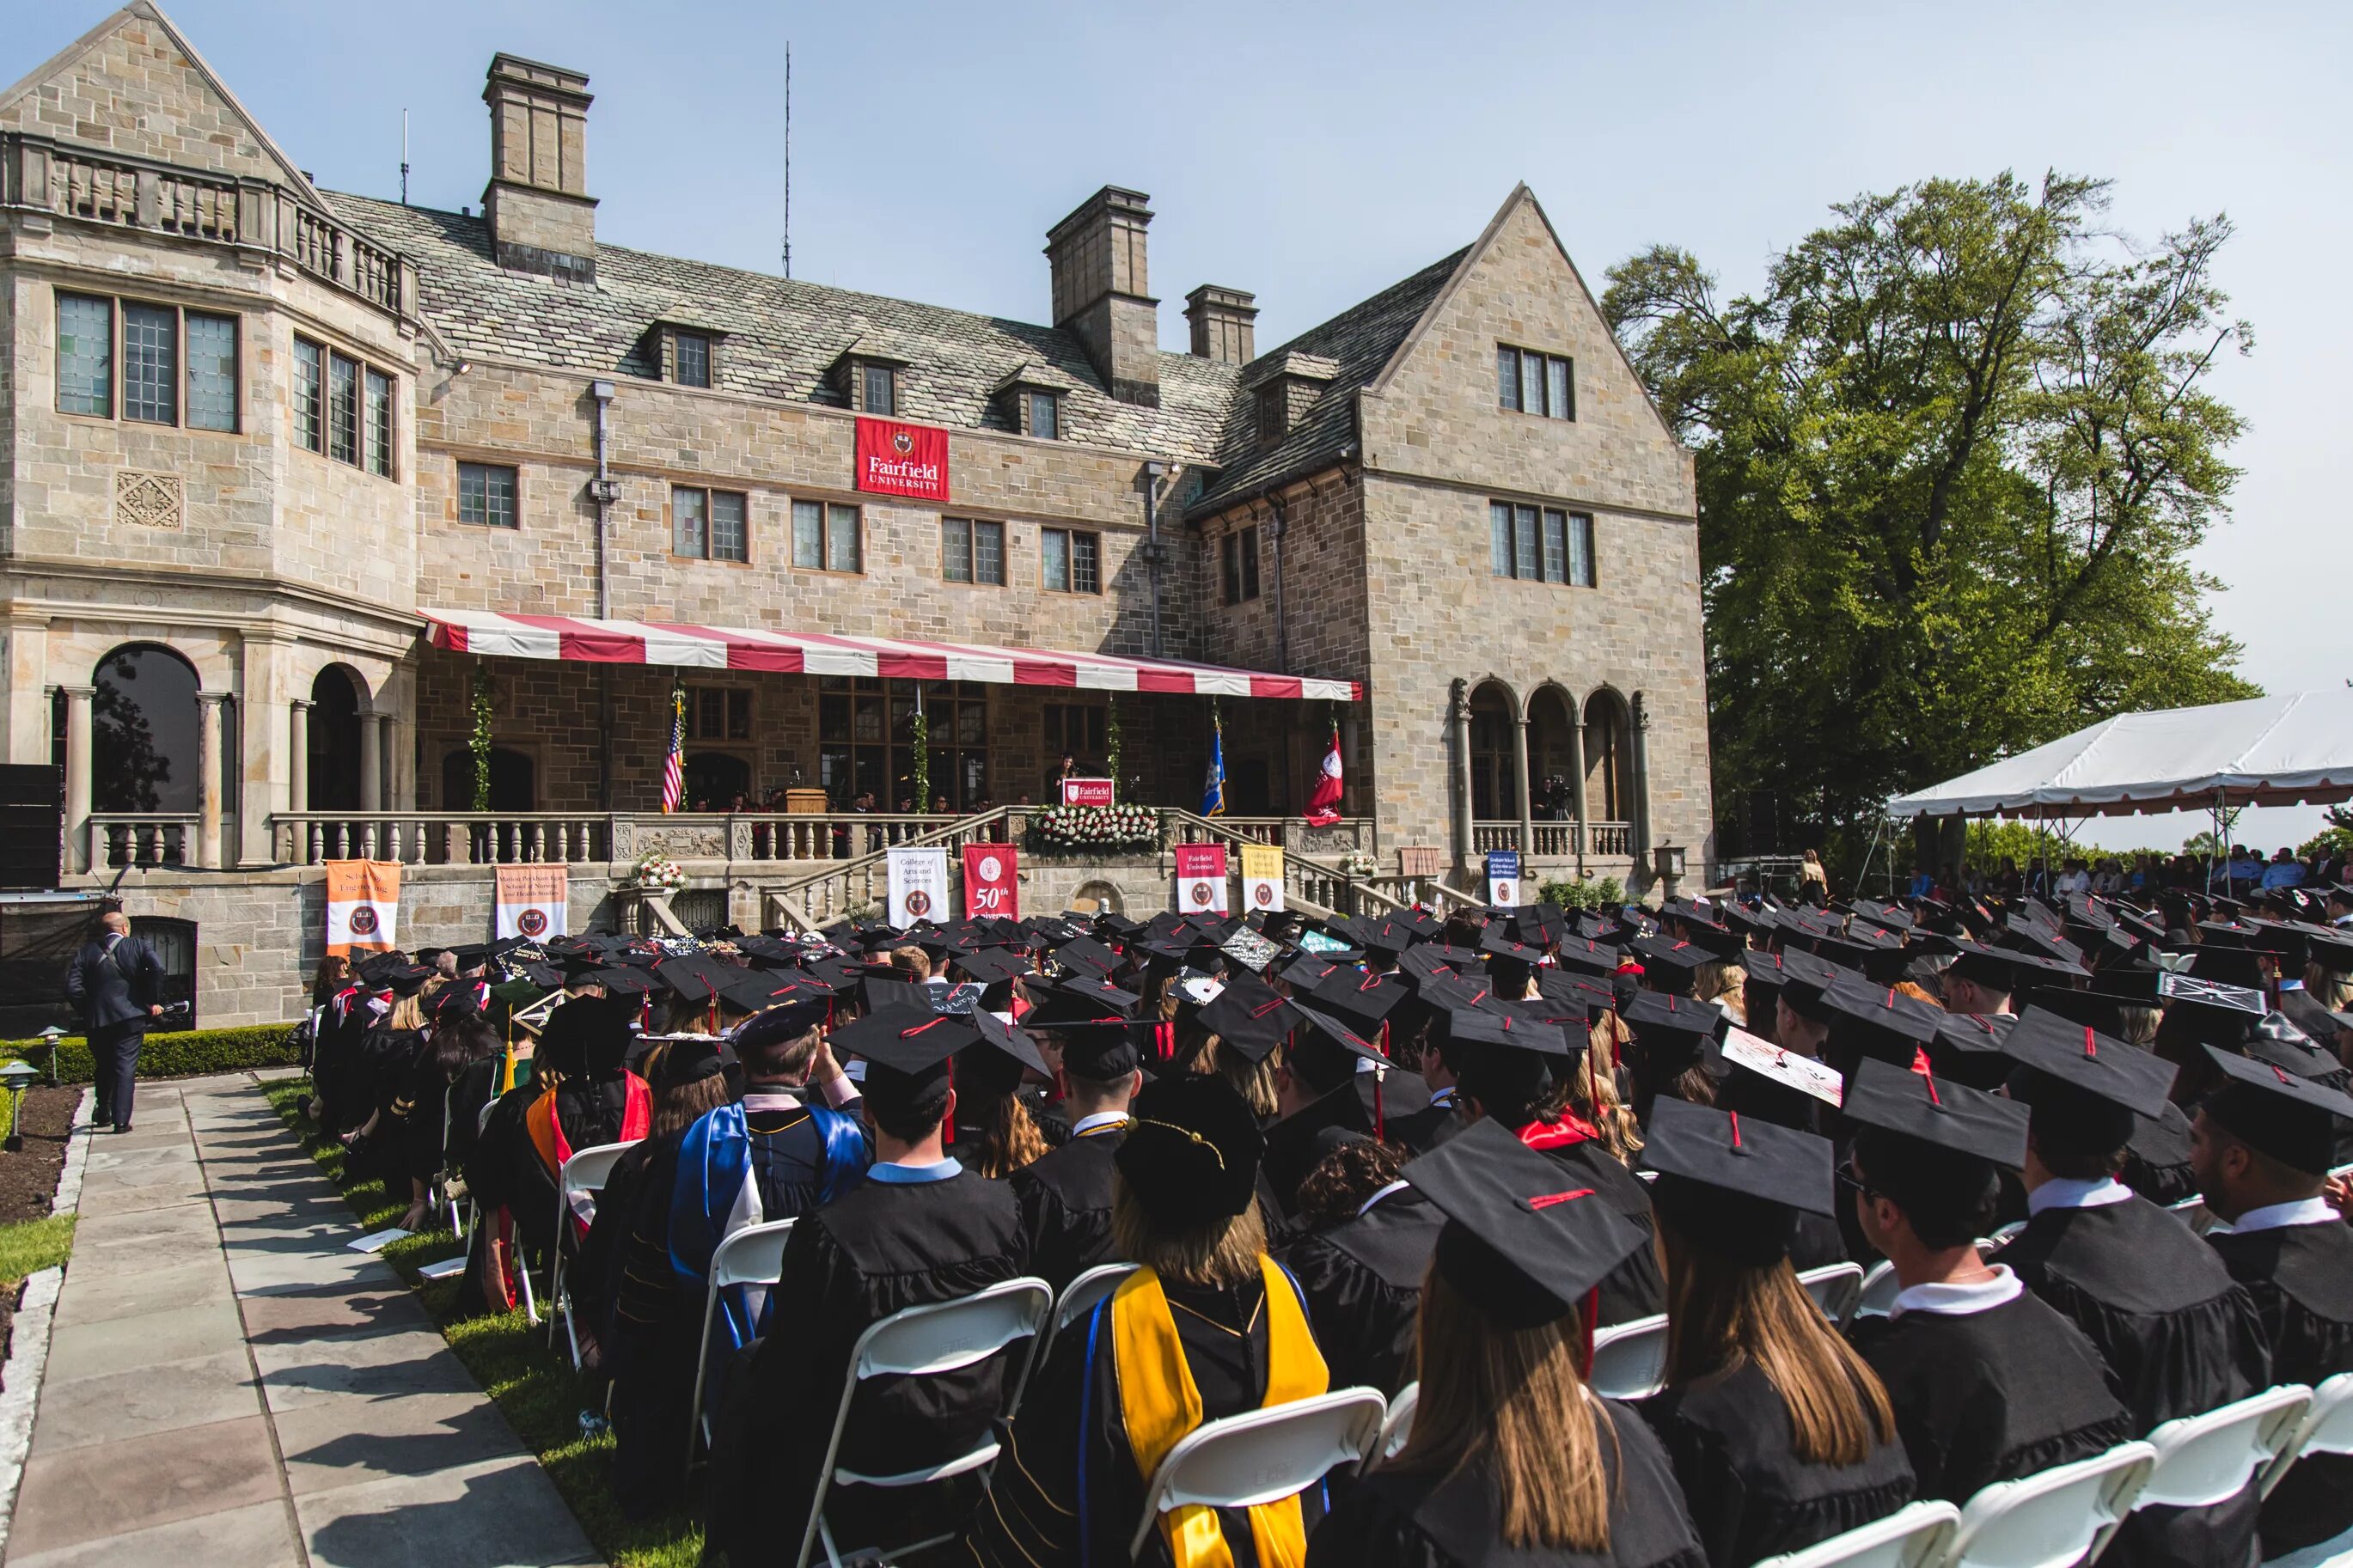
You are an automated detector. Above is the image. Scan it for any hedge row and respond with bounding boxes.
[0,1024,300,1085]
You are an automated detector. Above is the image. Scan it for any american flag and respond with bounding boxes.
[660,685,686,814]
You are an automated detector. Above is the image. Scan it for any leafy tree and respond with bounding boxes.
[1604,174,2258,860]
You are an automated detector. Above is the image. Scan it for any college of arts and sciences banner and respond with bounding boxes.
[887,846,951,928]
[1174,843,1231,915]
[325,860,400,955]
[854,417,950,502]
[963,844,1019,919]
[494,864,569,942]
[1239,845,1285,914]
[1485,850,1522,909]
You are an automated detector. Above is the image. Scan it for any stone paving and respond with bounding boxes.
[4,1076,598,1567]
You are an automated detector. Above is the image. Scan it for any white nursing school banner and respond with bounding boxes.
[887,846,951,928]
[494,864,570,941]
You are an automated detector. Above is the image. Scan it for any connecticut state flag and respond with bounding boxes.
[1201,714,1226,817]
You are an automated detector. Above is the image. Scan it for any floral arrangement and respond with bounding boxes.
[1027,802,1162,853]
[632,852,688,893]
[1337,851,1380,880]
[468,664,495,811]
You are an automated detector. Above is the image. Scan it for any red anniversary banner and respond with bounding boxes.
[963,843,1019,919]
[855,417,950,501]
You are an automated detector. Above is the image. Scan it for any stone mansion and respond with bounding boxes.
[0,3,1711,1022]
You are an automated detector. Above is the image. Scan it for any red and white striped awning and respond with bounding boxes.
[422,609,1362,701]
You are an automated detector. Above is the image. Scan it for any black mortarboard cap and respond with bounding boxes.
[948,947,1032,987]
[2002,1004,2177,1137]
[1445,1005,1576,1059]
[2242,1014,2342,1082]
[2201,1045,2353,1174]
[1307,968,1412,1033]
[1818,974,1944,1057]
[1629,935,1711,996]
[2188,945,2279,990]
[1053,935,1125,978]
[1196,974,1300,1065]
[728,984,831,1053]
[1116,1074,1264,1230]
[829,1005,975,1092]
[1949,941,2088,994]
[1644,1097,1836,1265]
[1843,1055,2029,1168]
[1288,1002,1396,1071]
[1405,1118,1649,1328]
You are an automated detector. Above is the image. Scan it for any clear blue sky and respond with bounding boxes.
[21,0,2347,851]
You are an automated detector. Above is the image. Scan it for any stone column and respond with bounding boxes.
[60,685,94,875]
[1630,692,1653,881]
[1568,708,1590,875]
[288,699,311,815]
[1513,712,1535,863]
[359,711,383,811]
[197,692,226,869]
[1448,679,1472,875]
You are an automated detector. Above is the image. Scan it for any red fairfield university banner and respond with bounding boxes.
[855,417,950,501]
[963,844,1019,919]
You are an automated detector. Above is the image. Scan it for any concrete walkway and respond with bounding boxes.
[5,1076,599,1567]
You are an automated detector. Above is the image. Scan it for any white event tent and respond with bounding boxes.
[1885,690,2353,821]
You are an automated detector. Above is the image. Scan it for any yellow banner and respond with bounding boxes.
[1238,845,1285,914]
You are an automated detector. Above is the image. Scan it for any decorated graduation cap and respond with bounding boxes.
[2000,1004,2178,1155]
[2202,1045,2353,1174]
[1403,1117,1650,1330]
[1115,1074,1264,1231]
[2155,971,2267,1049]
[1643,1096,1837,1264]
[2243,1013,2342,1083]
[2187,944,2282,991]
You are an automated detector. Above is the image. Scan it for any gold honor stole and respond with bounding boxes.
[1112,1259,1329,1568]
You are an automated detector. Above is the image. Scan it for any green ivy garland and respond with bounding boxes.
[1105,696,1123,792]
[468,664,494,811]
[910,707,932,813]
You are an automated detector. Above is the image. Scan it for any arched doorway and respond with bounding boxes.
[1583,690,1634,823]
[308,666,364,809]
[1467,680,1518,821]
[440,747,536,812]
[92,644,199,814]
[1526,686,1580,821]
[683,752,751,811]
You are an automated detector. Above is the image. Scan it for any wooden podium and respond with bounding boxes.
[784,788,831,815]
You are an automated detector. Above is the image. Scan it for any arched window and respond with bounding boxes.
[1526,686,1580,820]
[1583,691,1635,823]
[1468,681,1518,821]
[92,644,199,814]
[440,747,536,812]
[309,666,364,810]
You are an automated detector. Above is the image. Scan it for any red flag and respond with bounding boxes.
[1305,721,1343,826]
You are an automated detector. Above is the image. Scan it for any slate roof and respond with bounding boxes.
[1187,247,1468,516]
[327,191,1473,510]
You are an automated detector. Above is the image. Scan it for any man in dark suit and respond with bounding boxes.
[65,911,165,1132]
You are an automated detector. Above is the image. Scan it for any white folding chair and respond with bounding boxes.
[793,1277,1054,1568]
[1588,1314,1670,1401]
[1127,1388,1387,1560]
[2262,1371,2353,1500]
[1376,1381,1418,1460]
[1750,1498,1960,1568]
[547,1139,638,1362]
[1987,1220,2026,1245]
[1855,1259,1902,1321]
[1011,1262,1138,1412]
[2089,1384,2307,1562]
[686,1217,800,1470]
[1799,1262,1866,1329]
[1934,1440,2155,1568]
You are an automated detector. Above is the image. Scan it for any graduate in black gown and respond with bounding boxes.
[961,1074,1335,1568]
[1639,1100,1914,1567]
[1994,1007,2271,1568]
[605,999,871,1519]
[2191,1047,2353,1555]
[1007,993,1142,1291]
[1307,1120,1707,1568]
[1446,1004,1666,1325]
[710,1004,1023,1567]
[1842,1059,2134,1504]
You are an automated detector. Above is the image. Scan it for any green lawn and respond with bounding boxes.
[260,1081,703,1568]
[0,1214,75,1284]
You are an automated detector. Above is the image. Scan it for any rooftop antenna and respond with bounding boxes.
[400,108,410,206]
[790,44,799,280]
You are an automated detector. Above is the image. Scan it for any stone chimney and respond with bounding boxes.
[1046,186,1159,407]
[1184,286,1257,365]
[482,53,597,284]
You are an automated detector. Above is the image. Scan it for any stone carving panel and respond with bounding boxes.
[115,469,184,528]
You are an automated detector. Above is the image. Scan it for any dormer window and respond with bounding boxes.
[1026,389,1060,440]
[1256,383,1288,444]
[861,363,896,417]
[990,363,1079,438]
[674,330,712,387]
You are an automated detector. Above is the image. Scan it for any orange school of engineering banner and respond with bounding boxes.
[325,860,400,955]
